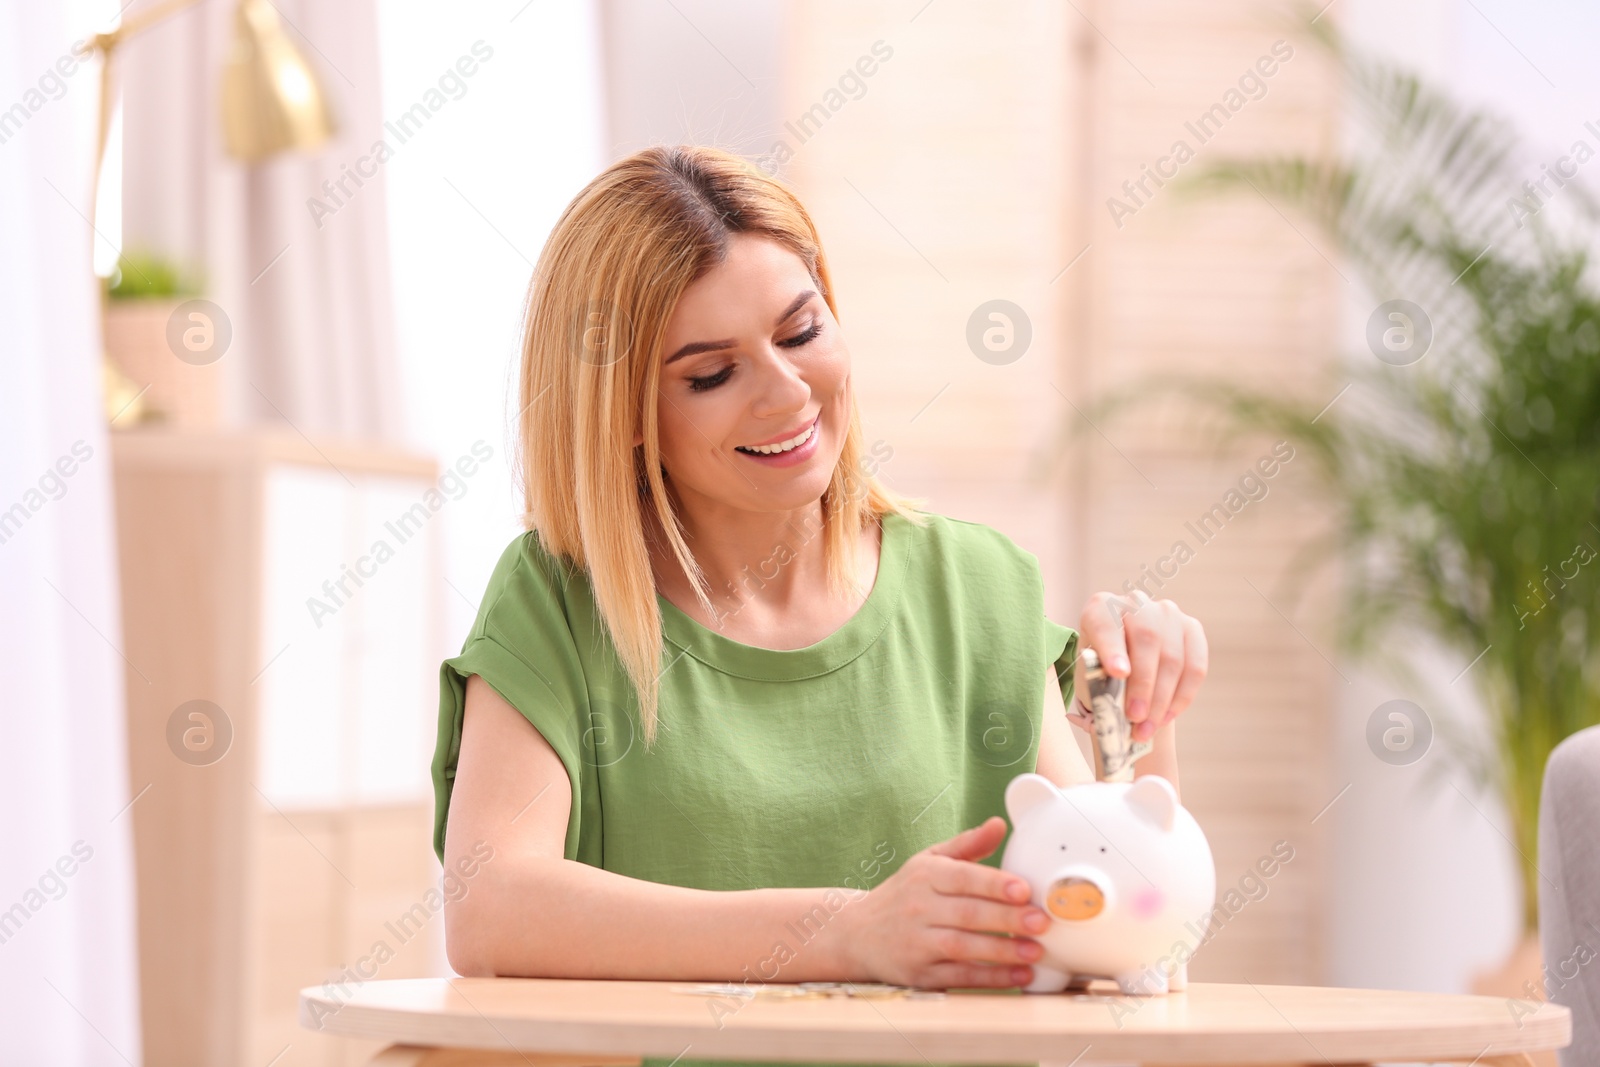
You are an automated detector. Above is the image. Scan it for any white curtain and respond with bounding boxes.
[119,0,402,440]
[0,3,144,1063]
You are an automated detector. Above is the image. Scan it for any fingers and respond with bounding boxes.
[922,849,1031,903]
[880,825,1060,991]
[1082,593,1205,741]
[1167,614,1209,722]
[1136,601,1187,739]
[929,888,1051,939]
[926,815,1008,864]
[925,927,1044,969]
[1119,598,1164,731]
[1077,593,1131,676]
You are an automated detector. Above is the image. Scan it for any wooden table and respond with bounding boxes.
[300,977,1571,1067]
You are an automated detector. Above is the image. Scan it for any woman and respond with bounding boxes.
[431,146,1208,996]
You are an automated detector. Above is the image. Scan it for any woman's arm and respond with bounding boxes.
[443,674,1051,988]
[1130,718,1179,795]
[1033,664,1096,788]
[443,673,854,981]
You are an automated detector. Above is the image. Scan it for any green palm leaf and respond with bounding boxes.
[1055,20,1600,933]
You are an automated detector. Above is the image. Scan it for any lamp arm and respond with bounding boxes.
[87,0,206,272]
[89,0,206,55]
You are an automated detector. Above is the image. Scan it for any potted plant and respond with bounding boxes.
[1068,22,1599,997]
[103,249,221,428]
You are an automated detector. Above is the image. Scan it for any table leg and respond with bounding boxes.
[365,1046,642,1067]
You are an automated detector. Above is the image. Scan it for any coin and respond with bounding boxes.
[674,983,756,997]
[846,983,910,999]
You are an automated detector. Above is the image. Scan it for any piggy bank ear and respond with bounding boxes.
[1005,773,1060,824]
[1125,775,1178,831]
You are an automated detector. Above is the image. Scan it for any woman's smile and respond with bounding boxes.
[735,414,821,466]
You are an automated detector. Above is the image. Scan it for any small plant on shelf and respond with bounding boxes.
[105,249,202,301]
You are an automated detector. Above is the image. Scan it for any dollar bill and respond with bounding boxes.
[1079,647,1153,782]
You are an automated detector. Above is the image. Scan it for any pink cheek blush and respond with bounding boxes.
[1131,886,1165,919]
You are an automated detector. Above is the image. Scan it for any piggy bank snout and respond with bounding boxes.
[1042,867,1113,922]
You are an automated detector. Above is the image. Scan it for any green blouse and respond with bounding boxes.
[431,508,1079,1066]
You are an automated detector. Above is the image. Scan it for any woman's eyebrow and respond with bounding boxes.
[774,289,817,325]
[664,338,735,365]
[664,290,817,365]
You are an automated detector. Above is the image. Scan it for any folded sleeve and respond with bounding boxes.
[430,532,595,865]
[1045,615,1089,731]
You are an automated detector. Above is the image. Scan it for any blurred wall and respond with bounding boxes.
[599,0,786,159]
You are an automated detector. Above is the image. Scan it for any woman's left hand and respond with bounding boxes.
[1077,592,1208,741]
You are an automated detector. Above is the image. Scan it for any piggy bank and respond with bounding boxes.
[1000,772,1216,995]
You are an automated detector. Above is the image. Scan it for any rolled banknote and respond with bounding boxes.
[1079,647,1153,782]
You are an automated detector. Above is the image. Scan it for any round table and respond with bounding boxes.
[300,977,1570,1067]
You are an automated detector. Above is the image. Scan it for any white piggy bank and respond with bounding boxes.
[1000,772,1216,995]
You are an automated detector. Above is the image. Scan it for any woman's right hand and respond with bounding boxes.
[830,816,1052,989]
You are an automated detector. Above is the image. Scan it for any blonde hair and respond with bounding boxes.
[514,145,926,748]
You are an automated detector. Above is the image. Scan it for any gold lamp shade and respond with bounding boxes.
[220,0,336,161]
